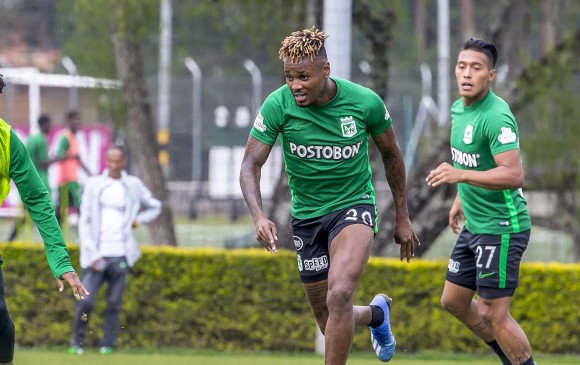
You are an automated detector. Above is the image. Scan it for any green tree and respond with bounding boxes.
[510,29,580,258]
[59,0,177,246]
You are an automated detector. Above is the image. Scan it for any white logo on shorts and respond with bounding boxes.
[293,236,303,250]
[448,259,460,273]
[304,255,328,272]
[296,254,303,272]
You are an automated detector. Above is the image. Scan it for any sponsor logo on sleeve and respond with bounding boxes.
[498,127,517,144]
[384,108,390,120]
[253,113,266,132]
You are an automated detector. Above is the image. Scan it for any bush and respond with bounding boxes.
[1,242,578,354]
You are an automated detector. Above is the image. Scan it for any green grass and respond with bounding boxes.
[13,348,580,365]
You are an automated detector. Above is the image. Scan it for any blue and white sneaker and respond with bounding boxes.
[369,294,396,362]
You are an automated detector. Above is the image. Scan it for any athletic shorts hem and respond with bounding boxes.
[299,273,328,284]
[445,276,476,291]
[477,286,516,300]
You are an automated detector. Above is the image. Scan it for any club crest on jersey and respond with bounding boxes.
[340,116,357,138]
[463,124,474,144]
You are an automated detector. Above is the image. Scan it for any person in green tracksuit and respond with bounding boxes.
[0,74,89,365]
[426,38,536,365]
[7,114,53,241]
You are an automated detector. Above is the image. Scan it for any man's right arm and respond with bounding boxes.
[54,134,69,159]
[372,126,419,262]
[78,178,99,267]
[239,136,278,253]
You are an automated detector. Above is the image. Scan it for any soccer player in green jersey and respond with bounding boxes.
[426,38,536,365]
[240,28,419,364]
[0,74,89,365]
[26,114,53,191]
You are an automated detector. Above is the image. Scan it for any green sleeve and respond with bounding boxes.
[9,130,75,278]
[25,135,41,171]
[56,134,70,157]
[249,93,283,146]
[366,91,392,137]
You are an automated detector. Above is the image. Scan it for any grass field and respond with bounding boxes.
[13,348,580,365]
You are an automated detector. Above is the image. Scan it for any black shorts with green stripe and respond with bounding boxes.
[446,227,531,299]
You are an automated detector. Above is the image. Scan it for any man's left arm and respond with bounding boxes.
[134,179,162,225]
[372,127,420,262]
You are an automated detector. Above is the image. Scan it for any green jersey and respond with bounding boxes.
[250,77,391,219]
[26,132,50,191]
[450,89,531,234]
[6,128,75,277]
[56,133,70,157]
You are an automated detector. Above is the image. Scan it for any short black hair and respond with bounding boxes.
[461,38,498,69]
[38,114,51,127]
[66,110,79,121]
[0,74,5,94]
[107,143,126,156]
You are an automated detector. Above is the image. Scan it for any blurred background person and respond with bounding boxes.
[69,144,161,355]
[7,114,53,241]
[54,110,91,227]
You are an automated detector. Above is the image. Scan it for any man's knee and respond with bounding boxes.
[477,298,509,330]
[440,293,469,317]
[326,286,355,311]
[76,297,97,312]
[105,301,123,314]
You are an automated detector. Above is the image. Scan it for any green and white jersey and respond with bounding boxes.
[450,89,531,234]
[250,77,391,219]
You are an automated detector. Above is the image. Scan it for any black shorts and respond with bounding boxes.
[446,227,530,299]
[291,204,377,283]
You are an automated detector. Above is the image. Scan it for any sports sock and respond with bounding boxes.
[485,340,510,365]
[521,356,536,365]
[369,305,384,328]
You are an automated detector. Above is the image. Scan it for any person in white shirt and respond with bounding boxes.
[68,145,161,355]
